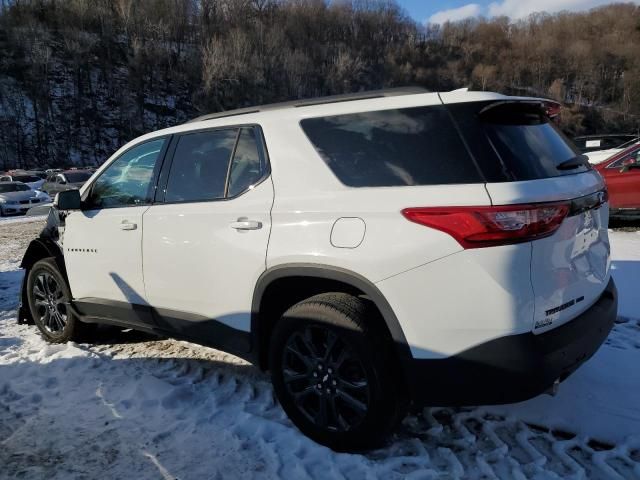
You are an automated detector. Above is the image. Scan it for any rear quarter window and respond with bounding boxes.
[300,106,483,187]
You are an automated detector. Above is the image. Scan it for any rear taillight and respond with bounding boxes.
[402,203,570,249]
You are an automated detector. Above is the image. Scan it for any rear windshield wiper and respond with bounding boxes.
[557,155,589,170]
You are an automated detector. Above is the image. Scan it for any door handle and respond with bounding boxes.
[230,218,262,230]
[120,220,137,231]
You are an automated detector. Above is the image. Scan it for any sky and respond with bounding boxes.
[397,0,640,24]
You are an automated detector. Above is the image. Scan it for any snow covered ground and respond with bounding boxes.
[1,216,639,479]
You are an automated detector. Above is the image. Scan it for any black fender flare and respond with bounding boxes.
[20,237,64,270]
[250,263,412,365]
[18,237,65,324]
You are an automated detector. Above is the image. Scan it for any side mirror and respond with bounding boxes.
[54,189,81,210]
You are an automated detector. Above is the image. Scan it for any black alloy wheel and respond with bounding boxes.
[270,292,407,451]
[27,258,94,343]
[282,324,371,432]
[32,270,68,334]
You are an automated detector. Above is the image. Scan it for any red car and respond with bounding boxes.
[594,143,640,217]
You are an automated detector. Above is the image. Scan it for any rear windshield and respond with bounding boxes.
[64,171,92,183]
[480,103,588,179]
[447,101,589,182]
[300,106,482,187]
[13,175,41,183]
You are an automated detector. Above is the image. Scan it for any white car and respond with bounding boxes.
[586,147,624,164]
[0,182,51,216]
[585,139,640,165]
[18,89,617,451]
[0,173,45,190]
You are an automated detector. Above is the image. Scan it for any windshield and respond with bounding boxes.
[64,171,92,183]
[13,175,41,183]
[617,137,640,150]
[0,183,30,193]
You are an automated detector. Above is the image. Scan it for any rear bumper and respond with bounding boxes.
[402,277,617,406]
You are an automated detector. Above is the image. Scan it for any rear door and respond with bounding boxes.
[445,99,611,333]
[142,126,273,343]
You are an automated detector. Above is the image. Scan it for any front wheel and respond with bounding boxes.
[269,293,407,451]
[27,258,94,343]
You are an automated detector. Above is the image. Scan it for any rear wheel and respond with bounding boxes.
[27,258,94,343]
[269,293,407,451]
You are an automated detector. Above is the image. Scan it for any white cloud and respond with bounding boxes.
[488,0,638,19]
[428,3,482,24]
[427,0,640,24]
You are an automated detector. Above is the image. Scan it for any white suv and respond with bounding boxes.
[18,89,617,451]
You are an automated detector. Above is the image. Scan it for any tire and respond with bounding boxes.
[26,258,95,343]
[269,292,407,451]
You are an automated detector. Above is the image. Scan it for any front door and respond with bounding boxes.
[142,126,273,346]
[63,137,168,324]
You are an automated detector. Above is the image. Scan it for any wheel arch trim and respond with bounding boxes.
[251,263,412,366]
[18,238,66,325]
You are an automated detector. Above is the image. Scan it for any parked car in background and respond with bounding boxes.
[0,173,46,190]
[0,182,50,216]
[584,137,639,165]
[595,143,640,217]
[41,169,93,195]
[574,134,638,153]
[29,170,48,179]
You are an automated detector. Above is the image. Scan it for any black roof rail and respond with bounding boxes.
[188,87,429,123]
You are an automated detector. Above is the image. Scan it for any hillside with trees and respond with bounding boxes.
[0,0,639,170]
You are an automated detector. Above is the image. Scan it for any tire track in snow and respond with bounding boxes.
[83,332,640,479]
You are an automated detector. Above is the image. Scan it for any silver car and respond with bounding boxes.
[0,182,51,216]
[41,170,93,196]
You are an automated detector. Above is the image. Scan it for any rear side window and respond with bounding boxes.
[163,126,268,203]
[165,129,237,203]
[607,148,640,169]
[300,106,482,187]
[447,102,588,182]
